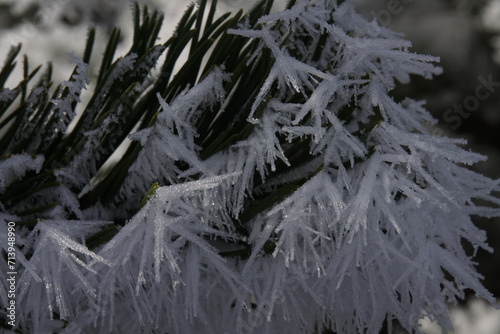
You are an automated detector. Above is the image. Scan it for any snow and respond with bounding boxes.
[421,298,500,334]
[0,154,44,191]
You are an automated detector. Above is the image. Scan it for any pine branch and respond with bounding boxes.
[0,0,498,333]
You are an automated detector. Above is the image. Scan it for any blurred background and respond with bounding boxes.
[0,0,498,332]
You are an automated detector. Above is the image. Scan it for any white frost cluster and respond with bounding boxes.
[0,154,44,192]
[1,0,499,333]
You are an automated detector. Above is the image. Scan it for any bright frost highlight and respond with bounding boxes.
[1,0,499,333]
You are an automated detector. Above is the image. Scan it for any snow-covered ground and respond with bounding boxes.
[0,0,289,85]
[421,298,500,334]
[0,0,187,85]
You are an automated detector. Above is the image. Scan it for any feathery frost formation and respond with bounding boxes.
[1,0,499,333]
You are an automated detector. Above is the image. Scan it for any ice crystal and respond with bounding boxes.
[1,0,499,333]
[0,154,44,192]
